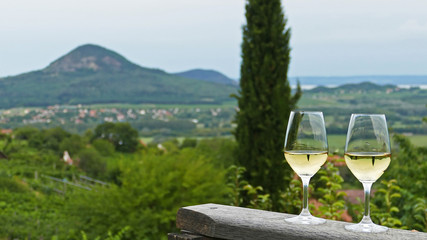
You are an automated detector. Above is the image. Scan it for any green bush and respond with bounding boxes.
[93,139,115,156]
[77,148,106,178]
[60,134,86,156]
[180,138,197,149]
[93,122,139,153]
[0,176,29,193]
[67,148,229,239]
[315,160,347,220]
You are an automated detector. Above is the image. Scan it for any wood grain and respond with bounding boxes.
[173,203,427,240]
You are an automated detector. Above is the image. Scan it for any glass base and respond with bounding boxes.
[285,210,326,225]
[345,216,388,233]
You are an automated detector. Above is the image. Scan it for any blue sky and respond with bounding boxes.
[1,0,426,79]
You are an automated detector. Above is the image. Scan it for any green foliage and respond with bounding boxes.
[0,132,13,154]
[160,139,180,154]
[60,134,86,156]
[390,134,427,197]
[385,134,427,231]
[397,189,427,232]
[2,121,427,239]
[371,179,403,228]
[411,197,427,231]
[92,139,116,156]
[315,161,347,220]
[195,138,236,168]
[0,128,234,239]
[77,148,106,178]
[28,127,71,155]
[0,175,29,193]
[227,165,247,206]
[180,138,197,149]
[226,165,271,210]
[81,226,131,240]
[66,148,229,239]
[0,184,71,239]
[13,126,40,140]
[234,0,301,211]
[243,184,272,210]
[281,178,303,214]
[93,122,139,153]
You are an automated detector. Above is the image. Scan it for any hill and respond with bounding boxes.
[298,81,427,136]
[0,44,237,108]
[0,81,426,139]
[307,81,397,93]
[174,69,237,86]
[289,75,427,86]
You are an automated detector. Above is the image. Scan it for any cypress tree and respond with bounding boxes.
[234,0,301,211]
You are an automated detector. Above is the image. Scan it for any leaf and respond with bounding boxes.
[337,192,347,197]
[319,176,330,182]
[390,206,400,213]
[390,193,401,199]
[377,189,387,194]
[333,202,345,208]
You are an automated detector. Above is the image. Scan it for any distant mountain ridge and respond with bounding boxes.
[306,81,398,93]
[3,43,424,109]
[174,69,237,86]
[290,75,427,86]
[0,44,237,108]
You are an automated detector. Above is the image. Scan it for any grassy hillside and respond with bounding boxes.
[1,82,426,143]
[299,82,427,135]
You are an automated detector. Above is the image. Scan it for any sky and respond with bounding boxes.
[0,0,426,79]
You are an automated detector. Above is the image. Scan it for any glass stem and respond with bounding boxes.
[300,176,311,216]
[362,181,374,222]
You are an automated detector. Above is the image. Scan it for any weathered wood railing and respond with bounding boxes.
[168,203,427,240]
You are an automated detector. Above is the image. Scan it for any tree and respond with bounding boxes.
[93,139,115,156]
[59,134,86,156]
[78,148,106,178]
[233,0,301,211]
[93,122,139,153]
[28,127,71,155]
[13,126,39,140]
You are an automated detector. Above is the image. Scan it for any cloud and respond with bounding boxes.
[398,19,427,34]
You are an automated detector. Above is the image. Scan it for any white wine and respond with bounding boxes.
[284,151,328,177]
[344,152,391,182]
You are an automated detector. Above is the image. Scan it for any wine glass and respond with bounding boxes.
[344,114,391,233]
[284,111,328,225]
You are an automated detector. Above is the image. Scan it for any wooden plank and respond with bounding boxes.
[176,203,427,240]
[168,232,219,240]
